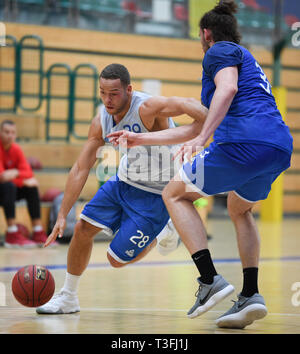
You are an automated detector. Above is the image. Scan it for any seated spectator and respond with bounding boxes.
[0,120,54,248]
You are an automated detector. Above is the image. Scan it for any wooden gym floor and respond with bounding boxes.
[0,217,299,335]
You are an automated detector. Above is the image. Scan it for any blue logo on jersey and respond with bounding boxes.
[123,124,142,133]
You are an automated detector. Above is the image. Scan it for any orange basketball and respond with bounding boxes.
[12,265,55,307]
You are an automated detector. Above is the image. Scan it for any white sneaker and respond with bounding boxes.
[156,219,180,256]
[36,289,80,314]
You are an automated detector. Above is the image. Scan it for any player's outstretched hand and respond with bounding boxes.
[173,138,204,164]
[43,216,66,247]
[107,130,140,148]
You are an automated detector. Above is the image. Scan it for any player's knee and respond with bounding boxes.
[227,206,238,221]
[162,179,189,204]
[106,252,127,268]
[162,183,174,203]
[227,198,253,221]
[227,201,239,220]
[74,219,96,241]
[162,187,168,203]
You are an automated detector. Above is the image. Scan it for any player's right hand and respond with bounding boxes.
[107,130,140,148]
[43,216,66,248]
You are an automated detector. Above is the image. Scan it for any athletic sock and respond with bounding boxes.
[33,225,43,232]
[62,272,81,295]
[241,267,259,297]
[191,249,218,285]
[7,225,18,233]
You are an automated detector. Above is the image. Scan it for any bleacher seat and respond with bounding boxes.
[174,4,188,22]
[285,14,300,27]
[242,0,260,11]
[77,0,127,16]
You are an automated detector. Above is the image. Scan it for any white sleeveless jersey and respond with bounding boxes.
[99,91,179,194]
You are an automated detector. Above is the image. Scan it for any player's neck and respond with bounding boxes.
[208,41,215,48]
[113,93,132,123]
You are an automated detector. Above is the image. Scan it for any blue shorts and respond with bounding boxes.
[80,176,169,263]
[180,142,291,202]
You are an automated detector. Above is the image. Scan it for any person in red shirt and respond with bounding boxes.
[0,120,50,248]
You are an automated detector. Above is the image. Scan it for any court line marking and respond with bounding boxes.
[3,306,300,318]
[1,256,300,273]
[78,307,300,318]
[0,255,300,273]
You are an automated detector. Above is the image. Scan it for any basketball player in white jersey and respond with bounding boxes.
[36,63,207,314]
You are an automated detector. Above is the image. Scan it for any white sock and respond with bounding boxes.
[62,272,80,294]
[156,226,168,243]
[7,225,18,233]
[156,219,172,243]
[33,225,43,232]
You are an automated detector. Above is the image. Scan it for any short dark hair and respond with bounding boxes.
[0,120,15,130]
[199,0,241,44]
[99,63,131,87]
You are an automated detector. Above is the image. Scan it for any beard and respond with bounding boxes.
[114,93,130,115]
[202,40,210,53]
[105,93,129,116]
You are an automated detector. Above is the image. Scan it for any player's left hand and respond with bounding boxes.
[173,137,204,164]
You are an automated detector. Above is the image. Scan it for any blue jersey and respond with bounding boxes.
[201,41,293,153]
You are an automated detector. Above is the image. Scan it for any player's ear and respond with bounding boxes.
[126,84,133,95]
[203,28,213,43]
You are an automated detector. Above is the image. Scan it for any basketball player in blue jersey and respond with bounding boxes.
[36,63,208,314]
[108,1,293,329]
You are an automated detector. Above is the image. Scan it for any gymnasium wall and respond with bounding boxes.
[1,22,300,214]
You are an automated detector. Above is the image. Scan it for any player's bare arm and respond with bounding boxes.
[196,66,238,146]
[173,66,239,162]
[44,115,105,247]
[107,96,208,147]
[139,96,208,129]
